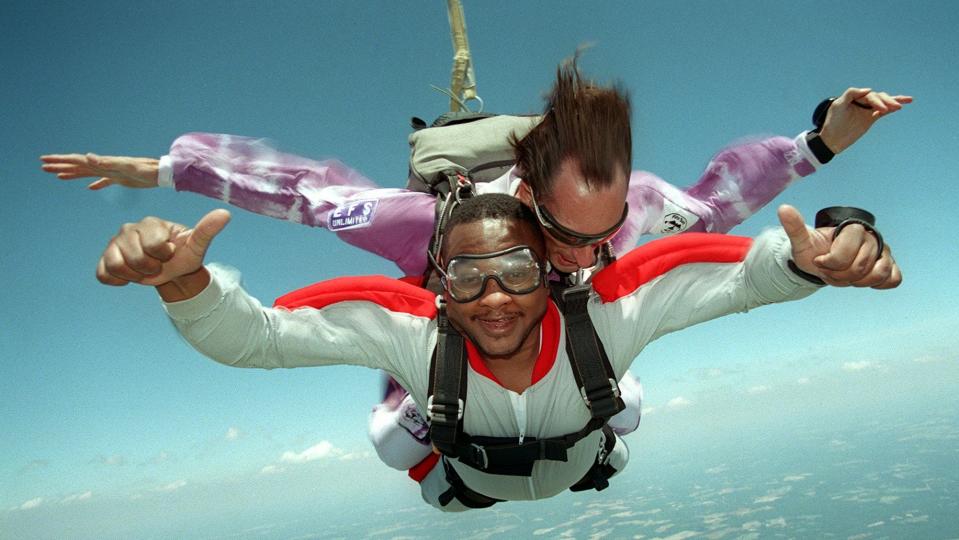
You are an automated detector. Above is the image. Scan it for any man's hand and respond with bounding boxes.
[97,210,231,300]
[818,87,913,155]
[778,205,901,289]
[41,153,160,189]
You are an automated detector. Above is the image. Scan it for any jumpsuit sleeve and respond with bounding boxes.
[161,264,434,393]
[163,132,436,276]
[591,229,823,372]
[609,133,822,255]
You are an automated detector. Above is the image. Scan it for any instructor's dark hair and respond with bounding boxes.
[511,53,632,202]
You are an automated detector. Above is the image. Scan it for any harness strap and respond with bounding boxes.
[558,284,625,421]
[427,303,468,457]
[438,458,502,509]
[422,172,475,287]
[569,424,618,493]
[448,417,606,476]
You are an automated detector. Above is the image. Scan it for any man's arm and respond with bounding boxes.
[593,205,900,369]
[43,134,438,275]
[609,87,911,253]
[95,210,435,379]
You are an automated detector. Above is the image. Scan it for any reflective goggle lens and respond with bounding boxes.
[444,246,545,302]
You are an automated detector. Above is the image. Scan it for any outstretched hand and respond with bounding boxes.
[97,210,231,295]
[40,153,160,189]
[778,205,901,289]
[819,87,913,155]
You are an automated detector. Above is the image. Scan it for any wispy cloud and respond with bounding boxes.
[18,497,43,510]
[693,367,726,380]
[96,454,126,466]
[842,361,873,372]
[797,377,810,384]
[337,451,373,461]
[783,473,811,482]
[280,441,343,463]
[747,385,770,394]
[912,354,947,364]
[225,427,241,441]
[280,441,343,464]
[667,396,692,409]
[705,464,729,475]
[62,491,93,504]
[155,479,187,493]
[261,442,367,474]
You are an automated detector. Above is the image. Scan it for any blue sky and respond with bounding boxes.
[2,1,958,537]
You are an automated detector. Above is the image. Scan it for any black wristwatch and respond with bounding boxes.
[806,97,837,164]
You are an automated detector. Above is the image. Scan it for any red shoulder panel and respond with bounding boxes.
[274,275,437,319]
[593,233,753,303]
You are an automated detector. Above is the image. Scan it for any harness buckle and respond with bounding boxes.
[468,443,489,470]
[426,395,464,425]
[580,378,622,406]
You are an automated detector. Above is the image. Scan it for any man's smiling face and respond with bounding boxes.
[441,217,549,360]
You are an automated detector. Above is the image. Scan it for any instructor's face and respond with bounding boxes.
[518,158,629,273]
[442,219,549,360]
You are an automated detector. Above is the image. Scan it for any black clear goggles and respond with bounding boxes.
[529,189,628,247]
[435,245,548,303]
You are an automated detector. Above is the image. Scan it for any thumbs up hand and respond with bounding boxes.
[778,205,900,289]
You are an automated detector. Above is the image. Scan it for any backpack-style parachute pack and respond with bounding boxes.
[406,112,541,193]
[405,112,542,285]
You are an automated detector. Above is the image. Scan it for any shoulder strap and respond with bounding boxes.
[554,282,625,421]
[427,301,468,457]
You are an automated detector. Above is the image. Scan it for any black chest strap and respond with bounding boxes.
[427,301,468,457]
[441,416,607,476]
[554,282,625,421]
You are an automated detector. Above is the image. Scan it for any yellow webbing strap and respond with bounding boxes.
[446,0,482,112]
